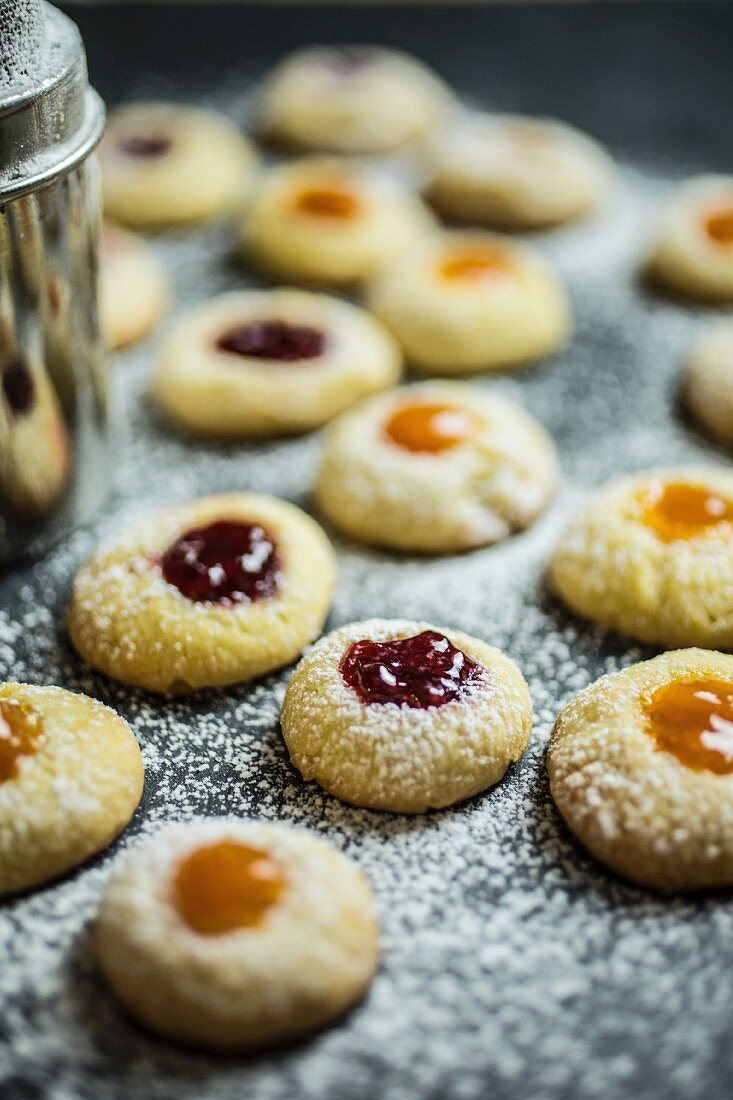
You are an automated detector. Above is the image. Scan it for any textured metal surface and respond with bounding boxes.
[2,4,733,1100]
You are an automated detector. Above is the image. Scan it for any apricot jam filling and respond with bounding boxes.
[634,481,733,543]
[340,630,484,708]
[216,320,326,361]
[173,841,285,935]
[385,403,483,454]
[439,249,512,284]
[0,697,43,784]
[160,520,280,605]
[704,208,733,247]
[643,678,733,774]
[294,186,360,219]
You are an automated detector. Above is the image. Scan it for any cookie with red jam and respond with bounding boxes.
[99,223,170,351]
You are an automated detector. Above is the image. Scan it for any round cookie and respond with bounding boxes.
[154,288,402,438]
[646,175,733,301]
[686,322,733,446]
[315,382,558,553]
[0,683,143,897]
[68,493,336,693]
[99,224,170,351]
[550,467,733,648]
[242,157,434,286]
[96,819,379,1050]
[257,45,455,155]
[282,618,532,813]
[425,112,613,230]
[99,102,258,229]
[548,648,733,893]
[366,230,571,373]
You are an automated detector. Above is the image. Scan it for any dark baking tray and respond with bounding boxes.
[2,4,733,1099]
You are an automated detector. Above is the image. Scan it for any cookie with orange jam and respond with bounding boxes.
[548,648,733,892]
[241,157,433,286]
[282,619,532,812]
[96,819,379,1050]
[646,176,733,301]
[0,684,143,897]
[685,322,733,446]
[550,468,733,648]
[315,381,558,552]
[366,230,571,373]
[68,493,335,692]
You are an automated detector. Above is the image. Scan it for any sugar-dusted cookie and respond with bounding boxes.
[366,230,571,373]
[646,175,733,301]
[96,819,379,1050]
[99,224,170,351]
[257,45,455,155]
[550,468,733,648]
[686,322,733,446]
[548,648,733,892]
[99,102,257,229]
[425,112,613,230]
[282,619,532,813]
[242,157,433,286]
[0,683,143,897]
[154,288,401,438]
[315,382,558,552]
[68,494,335,693]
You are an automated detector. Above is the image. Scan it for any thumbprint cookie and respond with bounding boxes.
[646,175,733,301]
[99,102,258,229]
[257,45,455,155]
[242,157,434,286]
[548,649,733,893]
[154,288,401,438]
[282,619,532,813]
[686,322,733,446]
[96,819,379,1050]
[0,684,143,897]
[68,494,336,693]
[315,382,558,553]
[99,224,170,351]
[425,112,613,230]
[550,468,733,648]
[366,230,571,373]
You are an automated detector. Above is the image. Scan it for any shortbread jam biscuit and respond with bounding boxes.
[315,381,558,553]
[99,102,258,228]
[0,684,143,897]
[550,468,733,648]
[685,322,733,446]
[68,493,336,692]
[96,819,379,1050]
[548,649,733,892]
[646,175,733,301]
[257,45,455,154]
[99,223,170,351]
[241,157,433,286]
[281,619,532,812]
[153,288,401,438]
[366,230,571,373]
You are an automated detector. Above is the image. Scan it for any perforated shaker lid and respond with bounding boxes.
[0,0,104,200]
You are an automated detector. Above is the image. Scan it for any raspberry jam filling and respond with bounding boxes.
[704,208,733,247]
[385,402,483,454]
[324,48,371,76]
[117,135,172,159]
[2,361,34,416]
[295,186,359,219]
[0,697,43,784]
[160,520,280,605]
[635,481,733,543]
[644,678,733,774]
[216,320,326,361]
[340,630,484,709]
[173,841,285,935]
[439,248,512,284]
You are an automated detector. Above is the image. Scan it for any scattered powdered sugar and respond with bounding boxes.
[1,130,732,1100]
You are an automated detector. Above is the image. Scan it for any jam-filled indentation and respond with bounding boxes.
[173,840,285,935]
[294,186,360,219]
[644,677,733,774]
[340,630,484,709]
[216,320,326,362]
[439,248,512,284]
[2,361,34,416]
[635,481,733,543]
[117,135,172,159]
[0,697,43,784]
[385,402,483,454]
[160,520,280,605]
[704,208,733,248]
